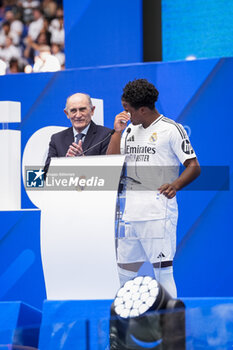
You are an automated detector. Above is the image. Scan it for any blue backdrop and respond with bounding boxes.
[0,57,233,307]
[63,0,142,68]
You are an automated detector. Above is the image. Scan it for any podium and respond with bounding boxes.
[26,154,125,300]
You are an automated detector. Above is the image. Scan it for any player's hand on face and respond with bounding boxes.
[66,140,84,157]
[114,111,130,132]
[158,183,177,199]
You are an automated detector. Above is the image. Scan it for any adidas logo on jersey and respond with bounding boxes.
[127,135,135,142]
[157,252,166,258]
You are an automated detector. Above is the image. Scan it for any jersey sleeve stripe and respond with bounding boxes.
[161,117,186,139]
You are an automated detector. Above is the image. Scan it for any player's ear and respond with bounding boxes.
[91,106,95,116]
[64,109,70,119]
[139,106,146,114]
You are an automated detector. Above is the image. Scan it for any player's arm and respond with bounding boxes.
[106,111,130,154]
[159,123,201,199]
[158,157,201,198]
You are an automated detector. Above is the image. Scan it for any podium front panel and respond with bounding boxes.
[26,155,125,300]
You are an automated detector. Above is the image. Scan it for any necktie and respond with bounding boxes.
[75,133,84,144]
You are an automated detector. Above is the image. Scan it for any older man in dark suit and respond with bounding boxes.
[44,93,112,172]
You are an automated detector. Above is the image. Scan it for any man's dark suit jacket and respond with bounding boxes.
[44,120,112,172]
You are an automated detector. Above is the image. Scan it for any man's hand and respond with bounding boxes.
[158,183,177,199]
[114,111,130,133]
[66,140,84,157]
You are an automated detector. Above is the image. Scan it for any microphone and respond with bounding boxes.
[79,129,115,156]
[124,127,131,152]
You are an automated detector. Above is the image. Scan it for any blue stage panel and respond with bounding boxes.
[39,300,113,350]
[0,210,46,309]
[184,298,233,349]
[0,302,42,348]
[37,298,233,349]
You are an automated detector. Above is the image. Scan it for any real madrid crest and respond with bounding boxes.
[149,132,157,143]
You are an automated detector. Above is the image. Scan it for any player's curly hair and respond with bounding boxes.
[121,79,159,110]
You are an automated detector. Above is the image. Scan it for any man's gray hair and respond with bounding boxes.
[65,93,93,111]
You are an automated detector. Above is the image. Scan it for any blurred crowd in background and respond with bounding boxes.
[0,0,64,74]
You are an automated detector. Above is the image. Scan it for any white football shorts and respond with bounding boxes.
[117,217,177,264]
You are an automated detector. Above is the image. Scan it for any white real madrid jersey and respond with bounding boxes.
[120,115,196,221]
